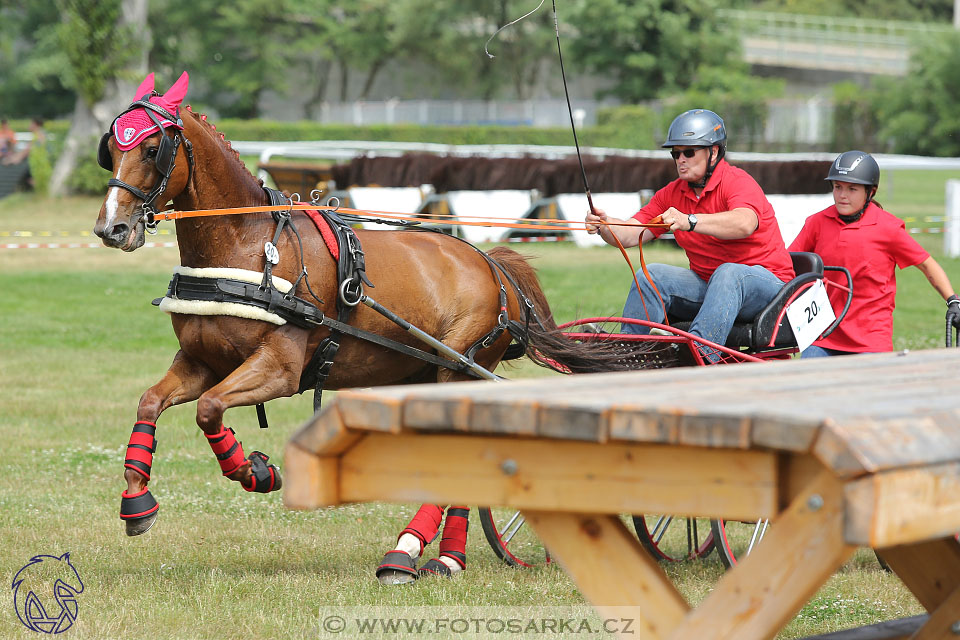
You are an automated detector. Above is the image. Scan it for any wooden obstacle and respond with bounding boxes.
[285,349,960,640]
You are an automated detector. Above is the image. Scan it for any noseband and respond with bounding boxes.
[98,96,194,234]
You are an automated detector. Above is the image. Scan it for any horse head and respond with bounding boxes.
[95,71,192,251]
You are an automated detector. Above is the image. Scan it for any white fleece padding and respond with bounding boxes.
[172,265,294,292]
[158,266,295,325]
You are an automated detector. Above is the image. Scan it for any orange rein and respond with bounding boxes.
[155,202,671,323]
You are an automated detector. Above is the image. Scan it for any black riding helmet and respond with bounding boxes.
[825,150,880,223]
[662,109,726,188]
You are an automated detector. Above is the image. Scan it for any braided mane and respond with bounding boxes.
[184,105,263,187]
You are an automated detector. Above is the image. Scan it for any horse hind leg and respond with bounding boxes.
[376,504,445,585]
[195,337,303,494]
[122,351,218,536]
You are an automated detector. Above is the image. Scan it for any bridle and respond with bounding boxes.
[98,95,194,234]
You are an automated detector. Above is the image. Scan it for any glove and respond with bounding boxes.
[947,295,960,330]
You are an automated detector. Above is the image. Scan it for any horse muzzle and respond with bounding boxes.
[94,218,145,251]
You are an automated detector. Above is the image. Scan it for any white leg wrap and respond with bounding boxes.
[439,556,462,573]
[397,533,422,559]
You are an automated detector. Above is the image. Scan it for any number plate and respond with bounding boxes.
[785,279,835,352]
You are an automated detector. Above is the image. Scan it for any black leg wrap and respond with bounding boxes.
[120,487,159,520]
[244,451,281,493]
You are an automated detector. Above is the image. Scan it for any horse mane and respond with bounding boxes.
[183,105,263,187]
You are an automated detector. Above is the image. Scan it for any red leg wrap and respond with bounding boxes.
[124,421,157,481]
[205,425,246,476]
[400,504,444,552]
[438,506,469,569]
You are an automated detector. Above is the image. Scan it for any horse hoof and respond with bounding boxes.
[377,569,417,585]
[120,487,159,536]
[124,511,158,537]
[244,451,282,493]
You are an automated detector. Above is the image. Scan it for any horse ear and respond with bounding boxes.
[160,71,189,111]
[132,73,155,100]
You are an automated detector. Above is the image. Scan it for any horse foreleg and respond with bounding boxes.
[194,336,304,493]
[122,351,218,536]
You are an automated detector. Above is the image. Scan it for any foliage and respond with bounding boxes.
[26,140,53,196]
[830,81,883,153]
[871,31,960,157]
[66,147,109,195]
[593,105,660,150]
[659,64,785,151]
[566,0,742,103]
[749,0,954,22]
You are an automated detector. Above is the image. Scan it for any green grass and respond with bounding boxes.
[2,192,955,638]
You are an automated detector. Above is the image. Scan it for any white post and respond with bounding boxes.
[955,0,960,29]
[945,179,960,257]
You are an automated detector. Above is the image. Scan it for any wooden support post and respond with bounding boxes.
[523,511,689,640]
[667,470,855,640]
[911,582,960,639]
[878,537,960,612]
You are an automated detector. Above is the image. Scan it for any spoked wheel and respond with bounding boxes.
[711,518,770,569]
[632,515,715,562]
[477,507,550,567]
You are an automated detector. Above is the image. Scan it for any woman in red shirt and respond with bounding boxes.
[789,150,960,356]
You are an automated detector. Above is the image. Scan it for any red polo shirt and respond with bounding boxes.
[788,201,929,352]
[632,159,794,282]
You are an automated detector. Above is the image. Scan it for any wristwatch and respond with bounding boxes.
[687,214,698,232]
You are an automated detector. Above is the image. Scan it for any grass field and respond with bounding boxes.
[1,188,957,638]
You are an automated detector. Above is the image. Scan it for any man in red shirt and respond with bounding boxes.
[586,109,794,358]
[789,150,958,355]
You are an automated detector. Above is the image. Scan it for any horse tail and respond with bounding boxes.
[485,246,669,374]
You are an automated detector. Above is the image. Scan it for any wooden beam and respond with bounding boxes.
[878,538,960,612]
[667,470,855,640]
[339,434,779,520]
[283,442,341,509]
[911,582,960,639]
[844,464,960,547]
[523,511,688,640]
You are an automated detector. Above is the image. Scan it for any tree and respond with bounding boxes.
[871,30,960,156]
[566,0,741,103]
[36,0,150,196]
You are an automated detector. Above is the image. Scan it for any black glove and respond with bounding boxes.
[947,295,960,334]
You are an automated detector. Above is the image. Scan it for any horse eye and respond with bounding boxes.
[145,147,158,159]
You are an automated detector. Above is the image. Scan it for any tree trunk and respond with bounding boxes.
[49,0,150,197]
[359,58,387,100]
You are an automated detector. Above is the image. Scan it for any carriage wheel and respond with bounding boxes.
[477,507,550,567]
[631,515,715,562]
[711,518,770,569]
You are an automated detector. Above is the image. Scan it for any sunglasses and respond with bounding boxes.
[670,148,700,160]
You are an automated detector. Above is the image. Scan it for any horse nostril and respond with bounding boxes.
[107,222,130,241]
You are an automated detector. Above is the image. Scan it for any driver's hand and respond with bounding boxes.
[947,295,960,328]
[585,208,608,235]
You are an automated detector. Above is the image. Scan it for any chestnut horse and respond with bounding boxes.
[94,72,624,580]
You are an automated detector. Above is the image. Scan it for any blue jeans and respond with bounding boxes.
[800,345,859,358]
[621,263,786,358]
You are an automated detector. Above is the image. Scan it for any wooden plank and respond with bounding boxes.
[667,470,856,640]
[876,538,960,612]
[338,434,779,520]
[752,414,823,452]
[523,511,689,640]
[288,404,362,456]
[796,615,926,640]
[816,412,960,478]
[845,464,960,547]
[283,442,341,509]
[537,404,609,442]
[911,582,960,639]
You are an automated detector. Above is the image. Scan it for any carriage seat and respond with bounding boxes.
[672,252,825,352]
